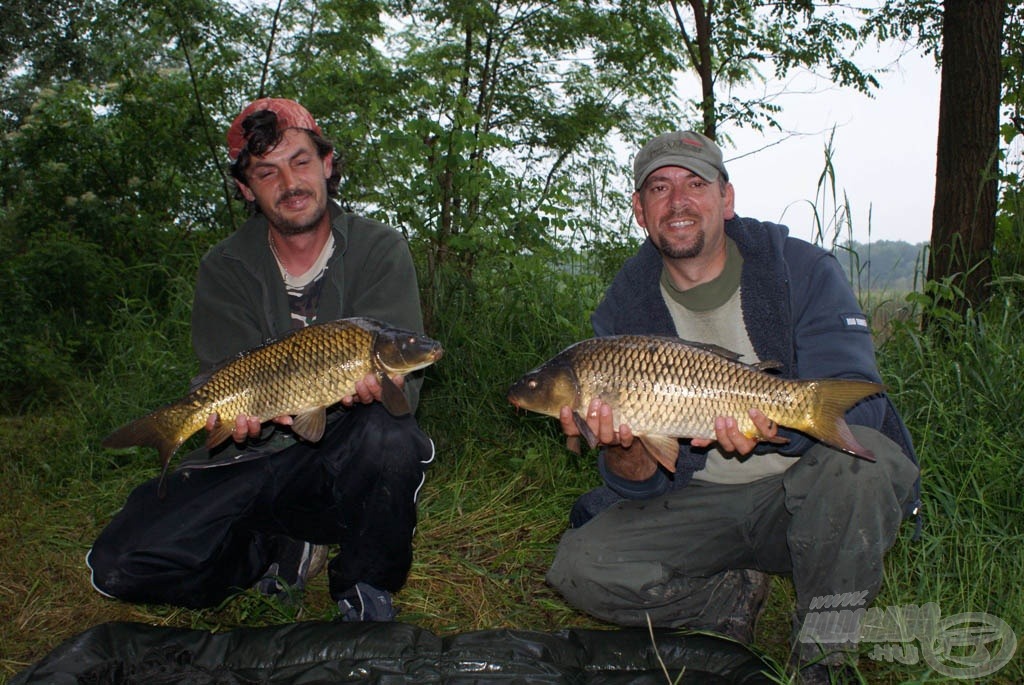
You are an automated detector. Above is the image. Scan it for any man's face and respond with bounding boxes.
[632,166,735,260]
[236,128,332,236]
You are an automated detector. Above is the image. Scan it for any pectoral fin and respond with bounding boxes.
[205,422,235,450]
[638,435,680,473]
[571,411,599,450]
[378,372,411,416]
[292,407,328,443]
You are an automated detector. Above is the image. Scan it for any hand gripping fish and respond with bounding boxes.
[507,335,883,471]
[103,318,443,493]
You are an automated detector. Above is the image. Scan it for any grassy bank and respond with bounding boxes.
[1,254,1021,683]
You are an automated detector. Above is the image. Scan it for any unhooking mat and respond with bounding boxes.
[10,620,778,684]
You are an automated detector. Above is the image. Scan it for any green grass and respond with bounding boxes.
[2,250,1022,684]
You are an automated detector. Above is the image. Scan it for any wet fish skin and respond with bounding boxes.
[507,335,883,471]
[102,317,443,491]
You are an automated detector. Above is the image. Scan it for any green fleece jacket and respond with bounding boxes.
[190,201,425,412]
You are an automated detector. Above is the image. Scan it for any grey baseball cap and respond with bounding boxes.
[633,130,729,190]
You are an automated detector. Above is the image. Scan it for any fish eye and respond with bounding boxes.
[527,380,537,390]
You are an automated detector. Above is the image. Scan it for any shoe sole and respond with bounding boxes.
[305,544,329,583]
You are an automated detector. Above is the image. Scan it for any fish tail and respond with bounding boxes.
[804,378,885,461]
[102,403,199,475]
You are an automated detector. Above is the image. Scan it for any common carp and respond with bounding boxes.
[103,317,443,490]
[507,335,883,471]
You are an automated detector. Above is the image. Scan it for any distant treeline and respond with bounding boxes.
[833,240,928,294]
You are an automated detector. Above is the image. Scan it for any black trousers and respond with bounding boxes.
[87,404,434,608]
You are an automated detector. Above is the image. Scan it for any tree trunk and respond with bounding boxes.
[927,0,1004,323]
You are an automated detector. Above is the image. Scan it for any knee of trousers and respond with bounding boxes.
[85,542,137,601]
[547,527,611,600]
[788,426,919,506]
[330,404,434,475]
[785,425,919,558]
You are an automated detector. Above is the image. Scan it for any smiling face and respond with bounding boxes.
[632,166,735,261]
[235,128,333,236]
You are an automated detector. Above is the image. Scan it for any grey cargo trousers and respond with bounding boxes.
[546,426,919,659]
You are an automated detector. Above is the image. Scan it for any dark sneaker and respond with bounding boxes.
[337,582,396,622]
[256,537,329,596]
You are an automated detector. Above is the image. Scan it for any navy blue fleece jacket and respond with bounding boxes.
[592,216,919,514]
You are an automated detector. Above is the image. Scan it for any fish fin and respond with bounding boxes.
[745,420,790,445]
[677,338,744,362]
[829,418,876,462]
[103,411,189,486]
[752,359,783,373]
[639,435,679,473]
[379,372,412,416]
[292,407,328,443]
[157,460,170,499]
[205,422,235,450]
[566,436,581,454]
[804,378,885,461]
[571,411,599,449]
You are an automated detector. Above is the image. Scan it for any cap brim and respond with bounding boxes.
[635,156,724,190]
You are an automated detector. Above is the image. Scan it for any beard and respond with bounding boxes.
[656,225,706,259]
[262,190,326,236]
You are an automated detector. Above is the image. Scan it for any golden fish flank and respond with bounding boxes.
[102,317,443,489]
[507,335,883,472]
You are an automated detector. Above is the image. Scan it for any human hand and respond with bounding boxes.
[340,372,405,407]
[690,408,785,456]
[559,399,659,481]
[205,412,292,444]
[559,399,635,449]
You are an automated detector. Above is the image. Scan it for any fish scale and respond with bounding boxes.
[195,323,375,422]
[571,336,801,439]
[508,334,883,472]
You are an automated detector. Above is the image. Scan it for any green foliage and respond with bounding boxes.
[0,230,118,411]
[861,0,943,57]
[666,1,880,137]
[874,276,1024,683]
[363,0,680,293]
[416,250,610,461]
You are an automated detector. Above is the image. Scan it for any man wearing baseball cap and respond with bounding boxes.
[88,98,434,622]
[546,130,921,684]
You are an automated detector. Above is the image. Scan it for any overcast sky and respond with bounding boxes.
[720,49,941,246]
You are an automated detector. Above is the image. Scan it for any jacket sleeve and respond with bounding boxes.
[777,247,887,455]
[597,450,673,498]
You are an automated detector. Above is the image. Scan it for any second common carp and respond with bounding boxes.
[507,335,883,471]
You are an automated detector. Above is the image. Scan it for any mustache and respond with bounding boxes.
[661,212,699,225]
[276,189,311,205]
